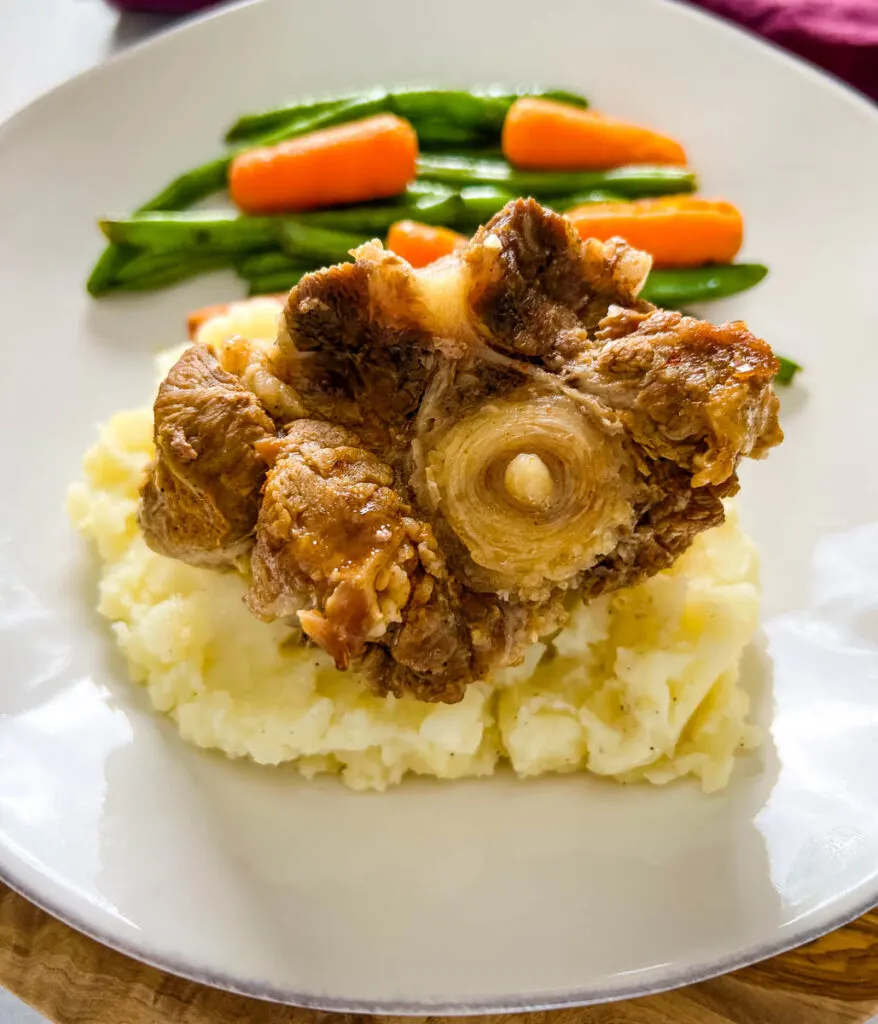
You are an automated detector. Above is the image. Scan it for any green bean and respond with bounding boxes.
[224,96,348,144]
[99,213,280,254]
[640,263,768,306]
[247,271,311,296]
[116,99,383,218]
[276,221,367,263]
[391,89,528,130]
[403,180,456,199]
[417,156,697,198]
[559,190,628,209]
[392,90,520,147]
[775,356,802,386]
[140,98,390,211]
[234,250,312,278]
[112,248,229,284]
[88,156,236,294]
[448,186,518,227]
[226,91,381,143]
[87,158,236,292]
[110,254,231,292]
[539,89,589,107]
[403,189,466,224]
[252,94,394,149]
[88,86,596,295]
[87,98,395,292]
[139,156,231,213]
[87,245,139,296]
[225,87,588,145]
[299,190,464,234]
[414,122,497,150]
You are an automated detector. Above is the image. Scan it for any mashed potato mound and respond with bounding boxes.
[67,300,763,792]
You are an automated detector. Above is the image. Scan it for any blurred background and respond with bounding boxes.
[104,0,878,102]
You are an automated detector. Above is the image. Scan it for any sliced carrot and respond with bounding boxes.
[229,114,418,215]
[186,296,286,339]
[386,220,467,268]
[566,196,743,268]
[502,97,687,170]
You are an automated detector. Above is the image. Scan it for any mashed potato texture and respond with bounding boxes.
[67,300,762,792]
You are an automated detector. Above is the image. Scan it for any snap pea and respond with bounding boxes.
[417,156,697,198]
[640,263,768,306]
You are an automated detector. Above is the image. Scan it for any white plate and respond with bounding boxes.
[2,0,878,1012]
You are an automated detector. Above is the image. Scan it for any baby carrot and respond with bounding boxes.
[502,98,687,170]
[229,114,418,215]
[386,220,467,267]
[566,196,743,267]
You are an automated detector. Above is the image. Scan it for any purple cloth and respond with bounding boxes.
[691,0,878,100]
[107,0,878,102]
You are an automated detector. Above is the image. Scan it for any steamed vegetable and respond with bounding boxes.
[559,190,628,210]
[87,98,415,295]
[640,263,768,305]
[99,212,367,265]
[417,155,697,197]
[275,221,365,263]
[110,253,230,291]
[299,188,464,233]
[386,220,466,267]
[99,212,279,253]
[567,196,743,267]
[225,87,589,146]
[775,356,802,386]
[502,98,687,169]
[247,271,308,296]
[233,250,312,278]
[230,114,419,214]
[87,81,779,347]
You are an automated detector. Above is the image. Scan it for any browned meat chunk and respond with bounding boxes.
[275,246,436,453]
[140,198,782,702]
[139,344,275,567]
[460,203,650,360]
[582,305,781,486]
[247,420,434,667]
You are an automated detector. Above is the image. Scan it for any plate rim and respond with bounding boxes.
[2,0,878,1012]
[3,862,876,1013]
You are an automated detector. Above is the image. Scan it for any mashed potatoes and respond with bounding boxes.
[67,300,763,792]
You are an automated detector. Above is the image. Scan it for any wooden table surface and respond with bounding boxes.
[2,882,877,1024]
